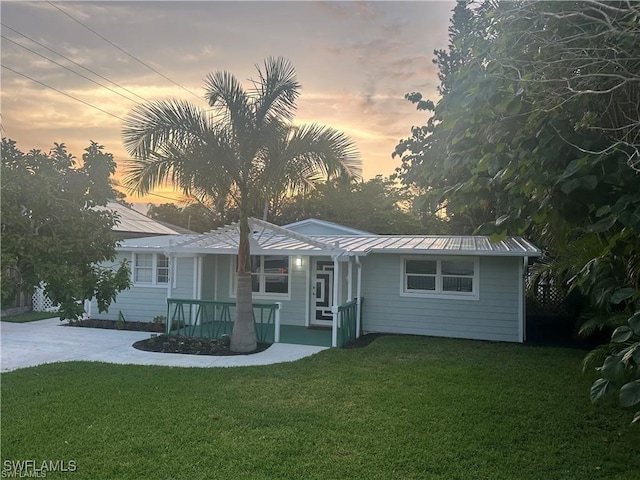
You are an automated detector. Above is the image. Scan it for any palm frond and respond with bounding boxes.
[578,310,629,338]
[122,99,209,160]
[252,56,301,126]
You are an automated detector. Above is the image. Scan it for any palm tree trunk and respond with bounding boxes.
[231,209,257,352]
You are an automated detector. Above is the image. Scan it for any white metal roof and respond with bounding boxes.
[169,218,344,256]
[147,218,541,257]
[309,235,541,257]
[118,234,198,251]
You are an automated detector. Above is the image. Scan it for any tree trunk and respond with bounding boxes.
[231,211,257,353]
[231,271,256,352]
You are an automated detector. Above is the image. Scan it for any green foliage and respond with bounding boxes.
[589,311,640,423]
[0,138,131,320]
[275,176,444,234]
[394,0,640,418]
[116,311,126,330]
[147,202,228,233]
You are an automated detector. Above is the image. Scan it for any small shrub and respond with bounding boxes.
[116,311,126,330]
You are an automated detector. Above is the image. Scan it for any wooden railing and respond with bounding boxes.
[337,298,358,347]
[166,298,280,344]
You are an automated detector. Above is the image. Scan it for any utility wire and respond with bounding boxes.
[1,23,150,104]
[2,35,143,106]
[46,1,204,103]
[1,64,126,121]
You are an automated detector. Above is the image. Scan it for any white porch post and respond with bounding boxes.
[167,254,175,299]
[356,256,362,338]
[331,255,340,348]
[275,302,282,343]
[347,257,353,301]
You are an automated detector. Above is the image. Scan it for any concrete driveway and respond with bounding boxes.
[0,317,327,373]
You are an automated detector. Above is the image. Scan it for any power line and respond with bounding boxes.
[1,23,150,104]
[1,64,126,121]
[46,1,204,103]
[1,35,143,106]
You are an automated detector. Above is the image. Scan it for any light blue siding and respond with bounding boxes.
[90,252,168,322]
[201,255,217,300]
[172,257,195,298]
[214,254,309,327]
[359,254,522,342]
[289,224,351,235]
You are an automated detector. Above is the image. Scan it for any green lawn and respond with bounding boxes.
[0,311,59,323]
[1,336,638,479]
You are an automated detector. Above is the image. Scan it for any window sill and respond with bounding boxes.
[400,291,479,301]
[132,283,169,289]
[229,293,291,301]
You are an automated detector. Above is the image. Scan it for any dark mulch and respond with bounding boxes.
[66,318,165,333]
[133,334,271,356]
[68,317,381,355]
[342,333,385,349]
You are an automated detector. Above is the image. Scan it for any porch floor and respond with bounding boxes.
[170,322,332,347]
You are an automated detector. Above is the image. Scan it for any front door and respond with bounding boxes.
[312,260,334,326]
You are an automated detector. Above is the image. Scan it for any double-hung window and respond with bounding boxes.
[134,253,169,285]
[233,255,290,298]
[402,256,478,299]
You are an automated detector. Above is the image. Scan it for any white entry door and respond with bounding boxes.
[311,259,334,326]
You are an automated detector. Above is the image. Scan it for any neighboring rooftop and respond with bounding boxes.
[97,201,195,238]
[282,218,376,236]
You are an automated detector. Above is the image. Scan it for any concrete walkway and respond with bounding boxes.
[0,318,328,373]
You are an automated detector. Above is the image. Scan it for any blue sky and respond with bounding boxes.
[1,1,454,206]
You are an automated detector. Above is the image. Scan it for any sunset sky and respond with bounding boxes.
[1,0,454,210]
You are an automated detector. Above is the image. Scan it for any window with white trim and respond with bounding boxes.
[134,253,169,285]
[402,256,478,299]
[233,255,290,297]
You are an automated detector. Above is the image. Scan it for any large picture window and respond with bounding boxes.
[134,253,169,285]
[402,256,478,299]
[234,255,290,297]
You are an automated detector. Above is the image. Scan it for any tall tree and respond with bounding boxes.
[122,57,361,352]
[1,138,131,319]
[147,202,223,233]
[394,0,640,420]
[275,176,448,235]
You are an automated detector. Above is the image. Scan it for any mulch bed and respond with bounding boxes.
[66,318,165,332]
[133,334,271,356]
[342,333,384,349]
[67,317,383,355]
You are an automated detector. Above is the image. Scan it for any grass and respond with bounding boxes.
[1,335,639,479]
[1,311,59,323]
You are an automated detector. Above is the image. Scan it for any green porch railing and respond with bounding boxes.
[166,298,280,344]
[337,298,358,348]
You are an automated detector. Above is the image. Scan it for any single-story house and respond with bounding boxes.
[89,217,541,347]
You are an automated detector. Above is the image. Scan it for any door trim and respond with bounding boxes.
[311,258,334,327]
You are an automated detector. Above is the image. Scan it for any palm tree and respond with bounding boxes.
[122,57,361,352]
